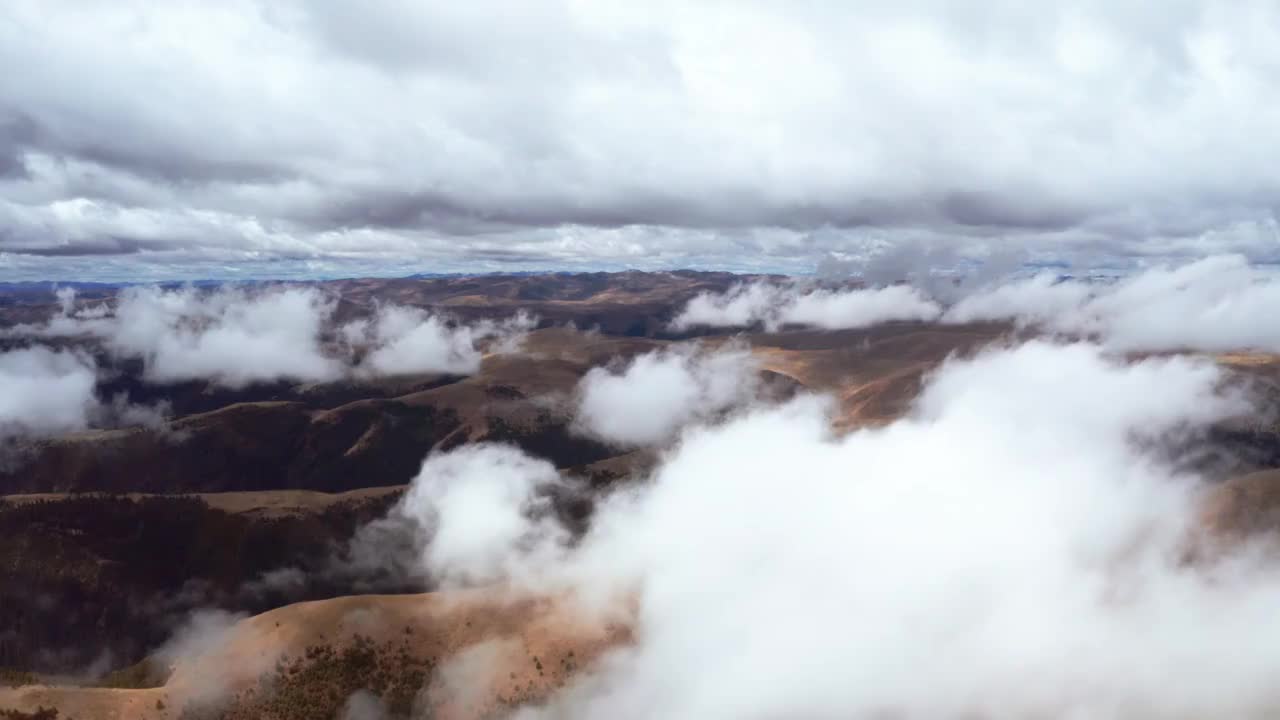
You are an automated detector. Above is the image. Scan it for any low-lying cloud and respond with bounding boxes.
[673,254,1280,356]
[0,346,97,436]
[670,283,783,331]
[0,284,536,451]
[347,306,535,377]
[0,343,176,455]
[389,339,1280,718]
[398,444,566,589]
[574,345,760,447]
[944,254,1280,353]
[672,282,941,331]
[780,284,942,330]
[110,285,346,387]
[7,285,535,388]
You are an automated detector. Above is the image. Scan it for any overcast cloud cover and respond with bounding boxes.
[3,1,1280,280]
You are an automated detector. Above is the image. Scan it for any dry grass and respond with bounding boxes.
[1,590,628,720]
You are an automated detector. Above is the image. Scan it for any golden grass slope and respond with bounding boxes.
[0,590,627,720]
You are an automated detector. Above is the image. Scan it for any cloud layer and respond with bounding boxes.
[672,282,941,331]
[574,345,760,446]
[0,346,97,436]
[944,254,1280,352]
[397,444,566,589]
[8,285,534,388]
[3,1,1280,277]
[394,340,1280,718]
[670,254,1280,355]
[0,344,171,445]
[348,306,535,377]
[110,285,346,387]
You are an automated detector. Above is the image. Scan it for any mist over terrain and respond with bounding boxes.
[3,266,1280,719]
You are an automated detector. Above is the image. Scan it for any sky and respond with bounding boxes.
[2,0,1280,281]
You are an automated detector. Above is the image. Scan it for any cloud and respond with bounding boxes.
[0,283,537,452]
[669,283,784,331]
[108,285,346,387]
[0,346,97,436]
[0,285,113,338]
[4,2,1280,276]
[348,306,535,377]
[0,343,172,454]
[387,339,1280,718]
[341,690,390,720]
[426,638,526,716]
[155,608,282,710]
[779,285,941,329]
[54,285,75,314]
[8,284,534,389]
[396,444,567,588]
[573,345,760,446]
[945,254,1280,352]
[944,271,1094,326]
[672,282,941,331]
[92,392,173,432]
[154,609,248,675]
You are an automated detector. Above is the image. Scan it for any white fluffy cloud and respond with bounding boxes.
[109,285,346,387]
[7,284,534,388]
[397,444,566,588]
[672,282,941,331]
[394,339,1280,718]
[944,271,1095,326]
[347,306,535,377]
[676,253,1280,356]
[779,284,941,329]
[670,283,784,331]
[0,342,172,444]
[945,254,1280,352]
[0,346,98,436]
[4,2,1280,277]
[574,345,760,446]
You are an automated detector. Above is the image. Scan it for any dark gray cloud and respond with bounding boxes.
[0,111,285,185]
[940,192,1091,232]
[7,236,158,257]
[305,187,894,234]
[1,0,1279,279]
[0,151,25,180]
[0,112,36,179]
